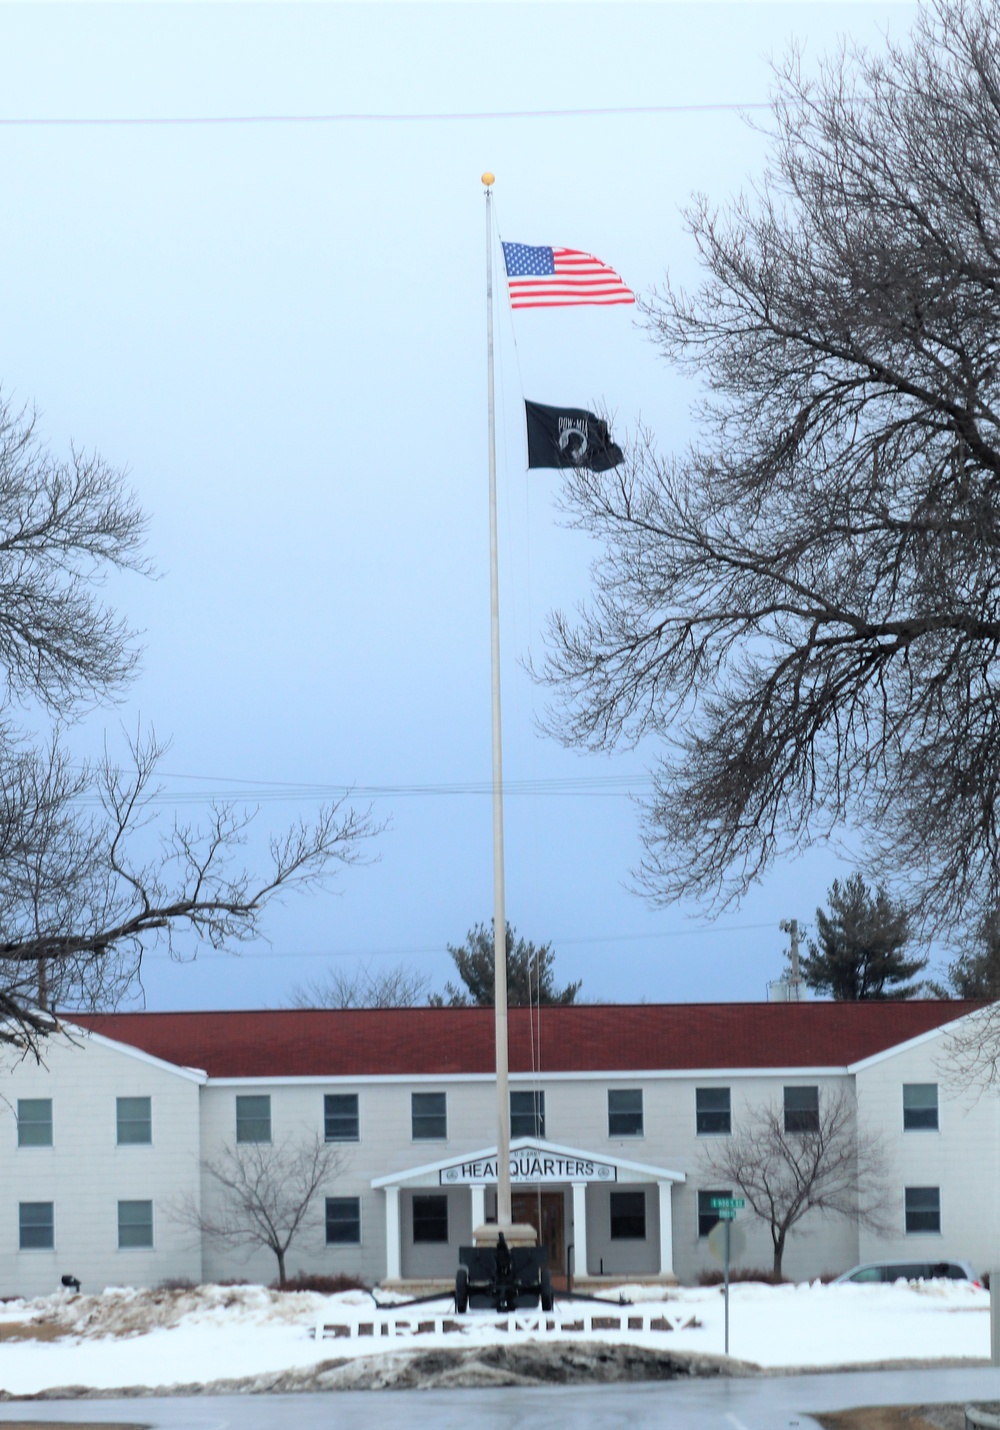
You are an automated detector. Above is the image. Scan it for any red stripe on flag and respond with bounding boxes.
[505,244,634,307]
[510,295,635,309]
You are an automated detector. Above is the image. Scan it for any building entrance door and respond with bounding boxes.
[512,1190,565,1281]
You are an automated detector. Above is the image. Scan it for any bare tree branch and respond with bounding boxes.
[170,1133,345,1286]
[539,0,1000,935]
[0,392,384,1053]
[0,397,148,713]
[0,726,382,1056]
[287,961,430,1009]
[700,1088,893,1279]
[936,1002,1000,1090]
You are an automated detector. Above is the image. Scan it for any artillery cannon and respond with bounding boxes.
[455,1230,553,1313]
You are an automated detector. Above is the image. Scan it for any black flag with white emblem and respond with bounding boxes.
[524,400,624,472]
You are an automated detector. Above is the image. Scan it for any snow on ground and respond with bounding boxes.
[0,1279,989,1396]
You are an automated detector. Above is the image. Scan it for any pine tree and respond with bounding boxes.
[801,874,926,1000]
[430,922,581,1007]
[940,910,1000,999]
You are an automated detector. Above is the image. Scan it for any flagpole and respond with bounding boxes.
[482,171,513,1233]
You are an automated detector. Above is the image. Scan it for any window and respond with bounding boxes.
[696,1087,731,1136]
[235,1094,271,1143]
[411,1092,447,1140]
[903,1084,939,1131]
[412,1194,449,1243]
[784,1085,819,1133]
[510,1090,545,1138]
[19,1201,54,1250]
[608,1089,643,1137]
[118,1200,153,1249]
[325,1196,361,1245]
[905,1186,941,1234]
[17,1099,52,1148]
[610,1190,647,1240]
[324,1093,359,1142]
[846,1266,883,1283]
[116,1096,152,1145]
[698,1188,733,1238]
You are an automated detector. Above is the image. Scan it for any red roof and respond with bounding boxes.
[67,1002,978,1079]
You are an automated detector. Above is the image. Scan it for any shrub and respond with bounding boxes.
[697,1267,787,1286]
[273,1273,369,1295]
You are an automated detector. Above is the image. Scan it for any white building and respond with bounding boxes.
[0,1000,990,1297]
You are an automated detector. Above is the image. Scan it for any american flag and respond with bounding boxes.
[502,242,635,309]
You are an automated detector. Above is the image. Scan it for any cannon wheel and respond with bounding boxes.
[539,1268,554,1312]
[455,1265,469,1314]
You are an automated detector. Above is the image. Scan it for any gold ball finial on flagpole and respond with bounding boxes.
[481,171,495,187]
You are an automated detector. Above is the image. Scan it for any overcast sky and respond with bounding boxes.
[0,2,924,1011]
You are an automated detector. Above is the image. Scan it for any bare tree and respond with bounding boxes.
[0,398,148,713]
[0,396,380,1053]
[173,1133,343,1286]
[288,960,429,1009]
[700,1089,891,1279]
[0,729,380,1052]
[540,0,1000,938]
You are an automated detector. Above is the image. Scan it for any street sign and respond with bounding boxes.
[709,1197,745,1210]
[716,1209,737,1219]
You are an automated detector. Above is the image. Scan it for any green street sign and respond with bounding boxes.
[709,1197,745,1210]
[715,1209,738,1219]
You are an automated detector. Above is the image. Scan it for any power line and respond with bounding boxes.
[67,771,657,806]
[138,921,778,961]
[0,102,771,129]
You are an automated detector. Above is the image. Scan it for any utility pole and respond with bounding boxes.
[779,918,804,1001]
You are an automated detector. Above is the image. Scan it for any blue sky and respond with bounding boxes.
[0,2,925,1010]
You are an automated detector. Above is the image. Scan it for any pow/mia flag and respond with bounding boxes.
[524,400,624,472]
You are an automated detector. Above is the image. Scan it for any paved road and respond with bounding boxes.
[1,1368,999,1430]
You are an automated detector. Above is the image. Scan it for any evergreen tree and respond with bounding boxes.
[801,874,926,1000]
[430,922,581,1007]
[940,910,1000,999]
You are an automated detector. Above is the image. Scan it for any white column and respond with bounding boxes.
[385,1186,401,1282]
[658,1180,674,1277]
[471,1183,486,1233]
[572,1182,588,1278]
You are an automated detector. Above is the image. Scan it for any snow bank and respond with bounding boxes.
[0,1278,989,1396]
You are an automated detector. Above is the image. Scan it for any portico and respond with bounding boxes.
[372,1137,685,1288]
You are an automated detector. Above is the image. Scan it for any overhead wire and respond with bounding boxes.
[7,94,776,1020]
[134,920,780,961]
[0,103,772,129]
[63,770,658,806]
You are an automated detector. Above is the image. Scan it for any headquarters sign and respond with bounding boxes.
[439,1147,617,1186]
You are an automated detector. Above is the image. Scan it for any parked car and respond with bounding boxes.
[833,1260,980,1286]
